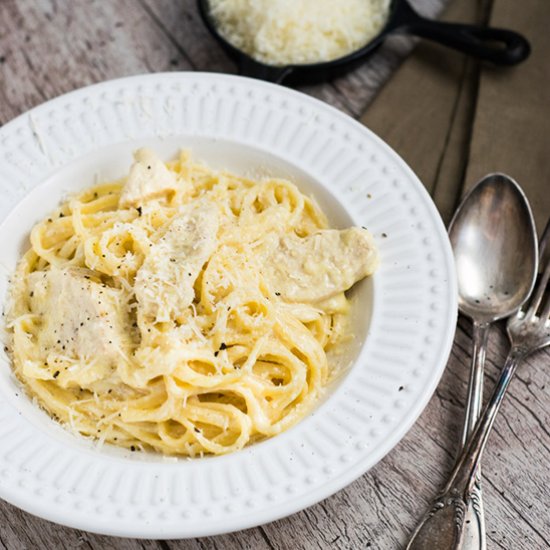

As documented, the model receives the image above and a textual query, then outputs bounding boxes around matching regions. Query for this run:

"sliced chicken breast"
[28,268,129,364]
[135,202,219,323]
[119,148,179,208]
[261,227,378,303]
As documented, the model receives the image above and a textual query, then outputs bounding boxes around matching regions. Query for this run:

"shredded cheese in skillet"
[6,149,378,456]
[209,0,390,66]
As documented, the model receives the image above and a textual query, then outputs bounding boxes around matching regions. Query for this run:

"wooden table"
[0,1,548,548]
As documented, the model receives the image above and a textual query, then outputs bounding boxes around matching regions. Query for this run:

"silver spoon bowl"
[452,174,537,322]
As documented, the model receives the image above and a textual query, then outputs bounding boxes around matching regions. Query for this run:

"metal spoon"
[406,173,538,549]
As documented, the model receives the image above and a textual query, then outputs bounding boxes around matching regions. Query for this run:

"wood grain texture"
[0,1,549,549]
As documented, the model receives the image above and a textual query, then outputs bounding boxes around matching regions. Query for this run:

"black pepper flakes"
[137,206,142,216]
[219,342,227,350]
[214,351,219,357]
[53,370,60,379]
[275,292,281,296]
[130,445,136,452]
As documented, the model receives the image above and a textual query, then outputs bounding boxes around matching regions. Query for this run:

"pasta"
[6,149,378,456]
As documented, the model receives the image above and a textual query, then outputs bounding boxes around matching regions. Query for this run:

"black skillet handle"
[390,0,530,66]
[238,56,293,84]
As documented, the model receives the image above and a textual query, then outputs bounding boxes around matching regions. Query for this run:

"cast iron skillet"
[197,0,530,84]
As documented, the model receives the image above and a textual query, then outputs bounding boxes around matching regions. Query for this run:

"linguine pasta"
[6,149,378,456]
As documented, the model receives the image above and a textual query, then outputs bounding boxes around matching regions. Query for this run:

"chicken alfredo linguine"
[6,149,378,456]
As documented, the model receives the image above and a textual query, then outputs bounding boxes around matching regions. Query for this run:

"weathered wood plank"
[0,0,196,126]
[0,501,163,550]
[165,529,274,550]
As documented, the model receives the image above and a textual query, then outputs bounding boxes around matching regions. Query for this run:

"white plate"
[0,73,456,538]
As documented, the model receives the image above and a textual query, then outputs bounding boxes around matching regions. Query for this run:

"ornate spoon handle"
[458,322,488,550]
[406,349,523,549]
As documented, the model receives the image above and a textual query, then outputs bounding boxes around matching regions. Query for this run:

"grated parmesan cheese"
[209,0,390,66]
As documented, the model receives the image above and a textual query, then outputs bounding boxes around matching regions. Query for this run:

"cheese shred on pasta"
[6,149,378,456]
